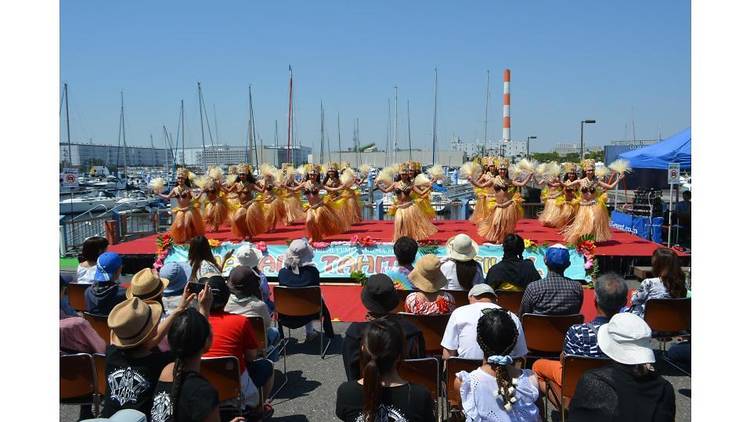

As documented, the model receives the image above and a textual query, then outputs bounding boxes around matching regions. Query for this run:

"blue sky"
[60,0,690,153]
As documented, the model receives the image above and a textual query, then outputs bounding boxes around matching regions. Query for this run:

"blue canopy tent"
[618,127,691,170]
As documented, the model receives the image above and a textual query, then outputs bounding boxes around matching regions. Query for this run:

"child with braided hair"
[455,308,541,422]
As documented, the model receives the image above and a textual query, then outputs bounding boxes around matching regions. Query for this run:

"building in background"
[60,142,169,167]
[180,145,311,168]
[329,149,466,168]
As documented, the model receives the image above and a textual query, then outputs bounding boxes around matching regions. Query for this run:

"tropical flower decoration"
[153,233,174,271]
[207,238,221,248]
[349,235,377,248]
[350,270,367,285]
[576,235,599,284]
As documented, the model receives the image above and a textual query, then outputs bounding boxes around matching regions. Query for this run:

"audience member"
[202,275,274,415]
[441,234,485,290]
[519,245,583,316]
[77,236,109,283]
[149,304,245,422]
[532,273,628,393]
[342,274,425,381]
[60,274,78,317]
[235,244,274,312]
[336,319,435,422]
[277,239,334,340]
[81,409,148,422]
[442,284,528,360]
[188,235,226,280]
[85,252,126,315]
[158,262,191,314]
[667,340,690,369]
[61,275,106,354]
[485,234,541,291]
[629,247,687,317]
[101,289,197,418]
[567,313,676,421]
[126,268,168,306]
[225,265,281,361]
[454,308,540,421]
[405,254,456,315]
[385,236,419,290]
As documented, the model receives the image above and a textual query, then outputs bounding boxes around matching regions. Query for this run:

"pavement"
[60,322,690,422]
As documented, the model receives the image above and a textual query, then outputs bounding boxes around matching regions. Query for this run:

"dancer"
[293,164,343,242]
[278,163,305,225]
[561,160,623,243]
[554,162,581,228]
[377,163,437,242]
[157,168,205,244]
[536,162,565,228]
[410,161,437,220]
[339,163,364,225]
[320,162,352,230]
[468,157,497,223]
[198,167,229,232]
[226,164,267,240]
[475,158,533,243]
[258,164,286,232]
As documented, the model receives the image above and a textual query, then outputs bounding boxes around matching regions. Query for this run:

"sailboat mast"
[249,85,258,167]
[394,85,399,164]
[432,68,438,165]
[197,82,207,170]
[287,66,293,163]
[483,70,490,153]
[320,101,325,163]
[121,91,127,171]
[337,113,342,163]
[213,104,220,145]
[407,100,413,161]
[63,83,72,167]
[180,99,185,169]
[275,120,279,147]
[386,99,391,166]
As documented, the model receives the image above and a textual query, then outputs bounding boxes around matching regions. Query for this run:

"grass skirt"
[561,195,611,243]
[477,198,523,243]
[470,188,490,223]
[246,199,269,237]
[259,193,286,230]
[305,202,343,242]
[279,190,305,225]
[171,205,205,244]
[324,192,351,232]
[538,189,564,228]
[204,197,229,230]
[392,201,438,242]
[340,188,363,225]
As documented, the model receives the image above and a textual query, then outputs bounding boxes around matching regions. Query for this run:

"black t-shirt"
[485,258,541,290]
[101,345,173,418]
[278,266,321,288]
[336,381,435,422]
[150,371,219,422]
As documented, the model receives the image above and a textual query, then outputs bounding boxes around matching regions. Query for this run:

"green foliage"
[350,270,367,285]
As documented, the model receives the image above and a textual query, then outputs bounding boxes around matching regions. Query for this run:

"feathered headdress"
[340,168,356,187]
[480,156,492,166]
[414,173,431,187]
[580,159,596,171]
[260,163,277,178]
[149,177,165,194]
[460,161,482,179]
[296,164,307,177]
[517,158,537,175]
[324,162,339,172]
[608,159,632,175]
[409,161,422,171]
[208,166,224,182]
[236,163,251,175]
[176,167,190,179]
[304,163,321,174]
[398,162,409,173]
[375,166,396,183]
[535,162,548,179]
[595,165,611,179]
[562,162,578,174]
[194,175,209,189]
[496,157,510,169]
[544,162,561,180]
[427,164,445,180]
[358,163,372,175]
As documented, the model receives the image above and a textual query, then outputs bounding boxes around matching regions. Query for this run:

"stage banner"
[610,210,656,241]
[164,242,590,281]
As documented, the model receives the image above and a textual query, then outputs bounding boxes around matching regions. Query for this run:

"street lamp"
[580,120,596,160]
[526,136,537,158]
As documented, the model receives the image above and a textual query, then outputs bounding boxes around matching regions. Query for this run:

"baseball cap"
[159,262,190,296]
[468,283,497,298]
[544,244,570,268]
[93,252,123,283]
[205,275,230,307]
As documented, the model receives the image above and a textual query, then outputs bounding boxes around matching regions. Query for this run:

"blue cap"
[93,252,123,283]
[159,262,190,296]
[545,244,570,269]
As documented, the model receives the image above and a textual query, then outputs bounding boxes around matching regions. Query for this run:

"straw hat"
[126,268,169,301]
[408,254,448,293]
[108,298,163,349]
[446,234,479,262]
[597,313,655,365]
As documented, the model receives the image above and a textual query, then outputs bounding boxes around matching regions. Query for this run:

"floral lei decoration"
[350,270,367,285]
[153,233,174,271]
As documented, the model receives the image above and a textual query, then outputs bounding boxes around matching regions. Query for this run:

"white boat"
[113,192,154,211]
[59,191,118,214]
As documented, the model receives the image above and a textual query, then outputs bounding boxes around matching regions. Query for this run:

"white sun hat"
[597,312,655,365]
[446,233,479,262]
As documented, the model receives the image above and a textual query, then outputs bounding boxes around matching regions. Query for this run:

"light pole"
[526,136,537,158]
[580,120,596,160]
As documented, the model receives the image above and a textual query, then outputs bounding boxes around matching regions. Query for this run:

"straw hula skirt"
[203,196,229,231]
[279,188,305,225]
[390,200,438,242]
[230,199,268,239]
[561,194,611,244]
[171,205,205,244]
[538,187,564,228]
[305,201,343,242]
[469,187,491,223]
[340,187,363,225]
[259,192,287,229]
[477,196,524,243]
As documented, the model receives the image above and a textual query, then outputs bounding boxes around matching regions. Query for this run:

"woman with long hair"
[188,235,229,281]
[226,163,267,240]
[158,168,205,244]
[455,308,541,421]
[76,236,109,283]
[475,158,533,243]
[553,162,581,228]
[292,164,344,242]
[441,234,485,290]
[321,162,353,231]
[338,163,365,226]
[468,157,498,224]
[629,247,688,317]
[198,169,230,233]
[536,162,566,228]
[336,318,435,422]
[377,163,438,242]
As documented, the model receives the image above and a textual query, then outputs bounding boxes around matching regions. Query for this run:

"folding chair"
[644,298,691,375]
[398,313,451,355]
[541,355,611,422]
[201,356,243,418]
[495,290,524,315]
[66,283,89,312]
[521,314,584,360]
[93,353,107,400]
[399,357,442,420]
[83,312,111,345]
[60,353,99,416]
[444,357,482,419]
[444,290,470,308]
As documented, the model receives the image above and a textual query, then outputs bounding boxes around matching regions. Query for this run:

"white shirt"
[75,264,96,284]
[441,259,485,290]
[441,302,528,359]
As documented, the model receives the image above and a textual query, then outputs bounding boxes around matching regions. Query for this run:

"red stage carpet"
[110,218,664,257]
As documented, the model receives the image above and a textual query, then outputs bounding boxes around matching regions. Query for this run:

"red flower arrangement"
[349,235,377,248]
[254,241,268,253]
[153,233,174,271]
[575,235,599,281]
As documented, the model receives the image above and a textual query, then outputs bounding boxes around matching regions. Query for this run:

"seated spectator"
[567,313,676,421]
[158,262,191,314]
[101,290,197,418]
[77,236,109,283]
[225,265,281,361]
[342,274,425,381]
[629,247,687,317]
[442,284,527,360]
[441,234,484,290]
[126,268,168,307]
[336,319,435,422]
[85,252,126,315]
[277,239,334,340]
[454,308,540,421]
[532,273,628,394]
[203,275,274,415]
[60,274,78,317]
[519,245,583,316]
[386,236,419,290]
[667,340,690,369]
[405,254,456,315]
[149,303,245,422]
[61,274,105,354]
[188,235,229,280]
[485,234,541,291]
[235,244,274,313]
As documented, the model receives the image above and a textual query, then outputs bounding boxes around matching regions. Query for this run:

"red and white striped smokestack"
[502,69,511,144]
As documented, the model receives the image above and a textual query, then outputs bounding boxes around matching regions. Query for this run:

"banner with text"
[610,210,663,243]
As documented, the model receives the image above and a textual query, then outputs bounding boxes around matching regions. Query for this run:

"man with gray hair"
[531,273,628,392]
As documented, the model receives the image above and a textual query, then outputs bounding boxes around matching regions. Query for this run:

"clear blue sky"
[60,0,690,153]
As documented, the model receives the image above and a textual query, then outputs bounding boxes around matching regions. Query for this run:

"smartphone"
[187,281,205,294]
